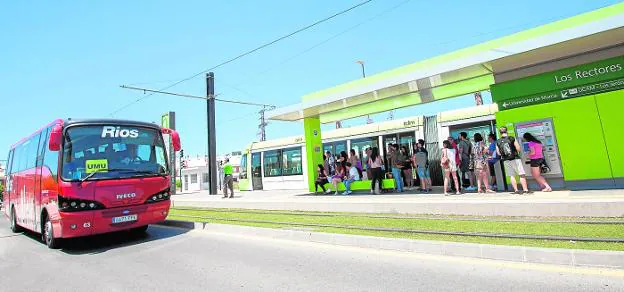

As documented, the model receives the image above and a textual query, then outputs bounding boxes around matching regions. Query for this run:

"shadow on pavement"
[21,225,189,255]
[296,191,442,197]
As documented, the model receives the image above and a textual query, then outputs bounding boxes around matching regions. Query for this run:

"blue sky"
[0,0,619,160]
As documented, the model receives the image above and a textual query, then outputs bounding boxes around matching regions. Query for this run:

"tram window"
[399,132,416,155]
[334,141,347,157]
[239,154,248,179]
[263,150,282,177]
[282,147,302,176]
[323,144,334,157]
[351,137,378,169]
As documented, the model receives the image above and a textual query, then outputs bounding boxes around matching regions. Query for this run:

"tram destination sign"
[500,77,624,110]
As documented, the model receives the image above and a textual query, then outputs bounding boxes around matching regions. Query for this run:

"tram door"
[251,152,263,190]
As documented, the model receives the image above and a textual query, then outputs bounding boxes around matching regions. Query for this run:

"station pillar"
[303,117,323,192]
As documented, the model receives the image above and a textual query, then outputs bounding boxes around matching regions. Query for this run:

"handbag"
[540,159,551,174]
[440,149,450,168]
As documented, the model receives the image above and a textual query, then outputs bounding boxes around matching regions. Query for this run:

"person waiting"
[328,163,346,195]
[496,127,530,194]
[342,162,360,195]
[523,133,552,192]
[314,164,330,194]
[413,140,431,193]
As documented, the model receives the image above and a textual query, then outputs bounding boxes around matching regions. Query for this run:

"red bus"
[2,119,181,248]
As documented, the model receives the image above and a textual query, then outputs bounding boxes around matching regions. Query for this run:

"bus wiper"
[79,169,107,184]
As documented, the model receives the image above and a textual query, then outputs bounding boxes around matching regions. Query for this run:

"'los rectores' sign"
[491,56,624,110]
[554,63,622,83]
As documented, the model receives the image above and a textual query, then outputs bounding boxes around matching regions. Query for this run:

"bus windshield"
[61,125,168,181]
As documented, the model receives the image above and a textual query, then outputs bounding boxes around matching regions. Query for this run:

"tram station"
[237,3,624,193]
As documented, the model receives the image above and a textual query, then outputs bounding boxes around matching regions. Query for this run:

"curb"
[158,220,624,269]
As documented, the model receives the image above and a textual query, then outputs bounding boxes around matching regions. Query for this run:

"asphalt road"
[0,218,622,292]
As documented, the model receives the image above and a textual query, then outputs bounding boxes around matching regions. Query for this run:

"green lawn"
[172,207,624,222]
[168,208,624,251]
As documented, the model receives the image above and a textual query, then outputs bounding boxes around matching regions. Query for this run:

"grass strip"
[172,207,624,224]
[167,215,624,251]
[172,206,624,222]
[169,208,624,239]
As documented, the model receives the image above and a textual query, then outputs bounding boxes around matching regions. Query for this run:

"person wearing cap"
[222,158,234,198]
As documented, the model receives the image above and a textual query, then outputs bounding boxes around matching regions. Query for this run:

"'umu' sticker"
[86,159,109,173]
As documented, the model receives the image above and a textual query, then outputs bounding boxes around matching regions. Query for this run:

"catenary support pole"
[206,73,218,195]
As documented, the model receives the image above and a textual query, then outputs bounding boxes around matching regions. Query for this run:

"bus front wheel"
[10,207,22,233]
[43,216,60,249]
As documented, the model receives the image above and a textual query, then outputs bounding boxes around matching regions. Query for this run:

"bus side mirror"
[171,131,181,152]
[48,124,63,151]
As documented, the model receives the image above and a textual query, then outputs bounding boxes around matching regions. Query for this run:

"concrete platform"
[170,188,624,217]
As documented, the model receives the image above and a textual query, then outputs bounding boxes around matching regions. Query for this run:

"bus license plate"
[112,214,138,224]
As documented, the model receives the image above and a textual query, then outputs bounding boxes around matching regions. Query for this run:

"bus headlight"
[145,189,171,204]
[58,195,105,212]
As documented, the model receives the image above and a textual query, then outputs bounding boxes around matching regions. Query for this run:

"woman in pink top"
[523,133,552,192]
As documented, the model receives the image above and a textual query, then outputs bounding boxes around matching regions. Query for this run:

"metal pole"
[206,73,218,195]
[357,61,372,124]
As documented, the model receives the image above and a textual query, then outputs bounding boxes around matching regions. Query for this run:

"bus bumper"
[58,200,170,239]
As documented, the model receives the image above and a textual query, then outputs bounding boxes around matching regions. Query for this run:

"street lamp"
[356,60,366,78]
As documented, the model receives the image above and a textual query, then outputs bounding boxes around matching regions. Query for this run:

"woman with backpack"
[441,140,461,196]
[472,133,495,193]
[523,133,552,192]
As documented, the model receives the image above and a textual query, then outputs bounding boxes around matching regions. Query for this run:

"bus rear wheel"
[43,216,61,249]
[10,207,22,233]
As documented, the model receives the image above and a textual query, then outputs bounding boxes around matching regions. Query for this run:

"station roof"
[268,2,624,123]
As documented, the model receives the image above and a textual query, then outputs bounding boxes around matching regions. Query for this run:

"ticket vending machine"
[514,119,564,188]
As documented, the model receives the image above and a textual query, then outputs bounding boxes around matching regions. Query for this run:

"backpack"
[497,136,518,161]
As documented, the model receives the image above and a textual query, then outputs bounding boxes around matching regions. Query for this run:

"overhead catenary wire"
[118,85,276,108]
[233,0,414,88]
[109,0,374,117]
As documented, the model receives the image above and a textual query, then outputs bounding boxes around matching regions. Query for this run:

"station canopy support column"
[303,117,323,192]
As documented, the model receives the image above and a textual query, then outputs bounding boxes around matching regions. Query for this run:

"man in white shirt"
[343,162,360,195]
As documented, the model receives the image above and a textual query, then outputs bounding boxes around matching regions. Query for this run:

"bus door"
[33,128,49,233]
[251,152,263,190]
[4,149,14,218]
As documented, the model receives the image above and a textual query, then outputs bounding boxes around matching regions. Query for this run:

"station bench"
[323,179,396,192]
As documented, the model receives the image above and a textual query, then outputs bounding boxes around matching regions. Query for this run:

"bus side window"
[43,126,59,181]
[6,149,14,192]
[37,127,50,168]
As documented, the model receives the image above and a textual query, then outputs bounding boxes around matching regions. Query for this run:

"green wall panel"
[595,90,624,178]
[303,117,323,192]
[495,95,612,181]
